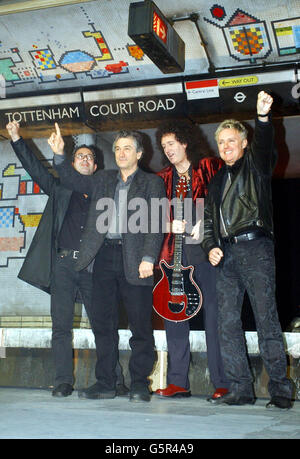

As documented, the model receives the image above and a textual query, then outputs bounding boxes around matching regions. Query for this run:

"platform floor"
[0,387,299,440]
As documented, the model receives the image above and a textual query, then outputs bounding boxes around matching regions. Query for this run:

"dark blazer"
[54,157,166,286]
[11,138,72,293]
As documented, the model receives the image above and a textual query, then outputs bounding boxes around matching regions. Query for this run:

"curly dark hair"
[155,120,209,167]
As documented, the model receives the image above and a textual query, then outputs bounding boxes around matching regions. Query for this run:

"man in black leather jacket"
[202,91,293,409]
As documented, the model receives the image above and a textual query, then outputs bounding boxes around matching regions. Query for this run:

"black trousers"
[165,260,229,390]
[92,243,155,391]
[216,237,293,399]
[51,252,93,386]
[51,252,124,387]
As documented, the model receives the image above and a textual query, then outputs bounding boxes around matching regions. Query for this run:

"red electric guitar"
[153,176,202,322]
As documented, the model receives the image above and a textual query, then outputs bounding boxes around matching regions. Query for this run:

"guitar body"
[153,259,202,322]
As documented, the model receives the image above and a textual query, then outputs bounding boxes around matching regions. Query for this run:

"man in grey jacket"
[50,123,166,402]
[6,121,125,398]
[202,91,293,409]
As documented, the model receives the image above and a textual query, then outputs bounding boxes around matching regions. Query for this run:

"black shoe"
[130,386,151,403]
[116,383,130,397]
[78,382,116,399]
[266,396,293,410]
[217,392,255,406]
[52,383,73,397]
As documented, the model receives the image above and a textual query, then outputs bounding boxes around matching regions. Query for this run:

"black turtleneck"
[225,154,244,177]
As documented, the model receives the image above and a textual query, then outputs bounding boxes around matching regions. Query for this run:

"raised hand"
[257,90,273,117]
[48,122,65,155]
[6,121,21,142]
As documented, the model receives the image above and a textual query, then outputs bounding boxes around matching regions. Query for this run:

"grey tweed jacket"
[54,157,166,286]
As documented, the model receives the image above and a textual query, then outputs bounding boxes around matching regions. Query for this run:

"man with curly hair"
[154,120,229,402]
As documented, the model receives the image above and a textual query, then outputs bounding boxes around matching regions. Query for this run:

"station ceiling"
[0,0,299,177]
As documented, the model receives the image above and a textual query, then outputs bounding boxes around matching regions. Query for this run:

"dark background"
[190,178,300,332]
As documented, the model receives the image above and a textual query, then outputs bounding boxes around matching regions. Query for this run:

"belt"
[223,230,266,244]
[58,248,79,259]
[103,238,122,246]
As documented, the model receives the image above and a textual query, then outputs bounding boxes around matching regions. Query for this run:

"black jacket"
[11,138,72,293]
[54,157,166,286]
[202,118,276,254]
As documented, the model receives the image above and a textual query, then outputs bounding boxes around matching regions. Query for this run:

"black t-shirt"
[58,191,90,251]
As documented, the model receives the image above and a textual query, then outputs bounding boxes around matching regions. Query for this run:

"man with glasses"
[6,121,126,398]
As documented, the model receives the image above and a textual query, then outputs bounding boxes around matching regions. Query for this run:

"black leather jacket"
[202,118,276,254]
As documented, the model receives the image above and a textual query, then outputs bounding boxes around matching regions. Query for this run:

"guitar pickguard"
[153,260,202,322]
[153,176,202,322]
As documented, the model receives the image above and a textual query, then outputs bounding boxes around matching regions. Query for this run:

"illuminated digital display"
[128,1,185,74]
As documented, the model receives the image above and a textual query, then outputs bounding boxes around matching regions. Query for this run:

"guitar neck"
[173,196,184,270]
[173,233,183,271]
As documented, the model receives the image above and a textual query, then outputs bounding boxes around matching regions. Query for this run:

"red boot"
[155,384,191,398]
[207,387,229,403]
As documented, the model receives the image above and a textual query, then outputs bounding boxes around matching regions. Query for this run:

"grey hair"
[215,119,248,142]
[112,130,144,157]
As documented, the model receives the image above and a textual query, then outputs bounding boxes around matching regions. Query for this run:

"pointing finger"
[55,122,61,136]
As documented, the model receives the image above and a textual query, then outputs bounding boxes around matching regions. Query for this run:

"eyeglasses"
[75,153,94,161]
